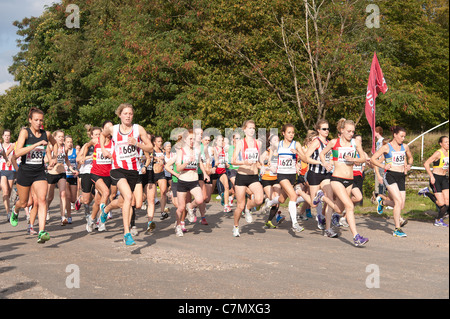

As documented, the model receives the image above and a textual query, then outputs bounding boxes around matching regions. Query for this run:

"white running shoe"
[86,216,94,233]
[232,226,240,237]
[292,223,304,233]
[244,209,253,223]
[187,208,197,223]
[175,225,184,237]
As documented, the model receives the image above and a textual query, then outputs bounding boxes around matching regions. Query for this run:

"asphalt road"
[0,190,448,301]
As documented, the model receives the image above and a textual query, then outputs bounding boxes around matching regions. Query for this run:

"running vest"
[164,152,175,177]
[152,148,165,173]
[21,128,47,171]
[243,138,259,163]
[385,143,406,167]
[433,149,449,170]
[309,137,330,174]
[181,148,198,171]
[55,145,66,165]
[332,138,356,165]
[228,145,239,170]
[112,124,140,170]
[0,143,14,171]
[79,145,95,174]
[277,140,297,174]
[261,149,278,181]
[92,138,113,176]
[215,146,227,174]
[65,148,77,178]
[353,153,364,177]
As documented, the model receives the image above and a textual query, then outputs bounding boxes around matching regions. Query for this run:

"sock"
[438,205,448,219]
[425,192,437,204]
[267,206,277,222]
[288,201,297,225]
[316,201,323,216]
[268,196,279,207]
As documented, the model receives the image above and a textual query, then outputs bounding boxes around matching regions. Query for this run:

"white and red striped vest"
[0,143,14,171]
[111,124,140,171]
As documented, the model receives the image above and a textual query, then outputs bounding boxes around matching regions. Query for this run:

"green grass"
[208,192,445,222]
[353,195,443,221]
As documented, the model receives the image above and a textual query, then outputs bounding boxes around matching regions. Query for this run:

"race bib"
[244,148,259,163]
[337,147,355,164]
[116,141,137,161]
[391,151,405,166]
[96,148,112,165]
[26,145,46,165]
[442,157,448,170]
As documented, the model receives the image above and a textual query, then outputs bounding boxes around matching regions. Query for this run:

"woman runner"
[100,103,153,246]
[320,119,369,245]
[231,120,264,237]
[419,136,449,226]
[371,126,414,237]
[174,129,209,236]
[10,108,57,243]
[1,130,18,219]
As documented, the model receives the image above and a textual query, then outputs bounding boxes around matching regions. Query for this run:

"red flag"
[365,52,388,153]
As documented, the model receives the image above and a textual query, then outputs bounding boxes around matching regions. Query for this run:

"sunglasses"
[320,128,330,131]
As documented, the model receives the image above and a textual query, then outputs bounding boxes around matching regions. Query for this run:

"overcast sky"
[0,0,59,94]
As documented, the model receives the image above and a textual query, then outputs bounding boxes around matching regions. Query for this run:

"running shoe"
[339,216,349,227]
[353,234,369,246]
[97,222,106,232]
[68,217,72,224]
[292,223,304,233]
[331,213,340,227]
[305,208,312,218]
[123,233,136,245]
[400,218,408,227]
[418,187,429,197]
[10,209,18,227]
[232,226,240,237]
[276,213,285,225]
[86,216,94,233]
[298,214,308,221]
[37,230,50,244]
[61,217,68,226]
[100,203,108,223]
[313,190,324,206]
[224,205,232,213]
[160,211,169,220]
[376,196,384,214]
[27,225,38,235]
[187,208,197,223]
[145,221,156,234]
[175,225,184,237]
[130,226,138,236]
[265,221,277,229]
[393,228,407,237]
[324,228,338,238]
[201,217,208,225]
[434,219,449,227]
[316,214,325,230]
[75,196,81,211]
[244,209,253,223]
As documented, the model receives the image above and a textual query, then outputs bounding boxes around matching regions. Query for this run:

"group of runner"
[1,105,448,246]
